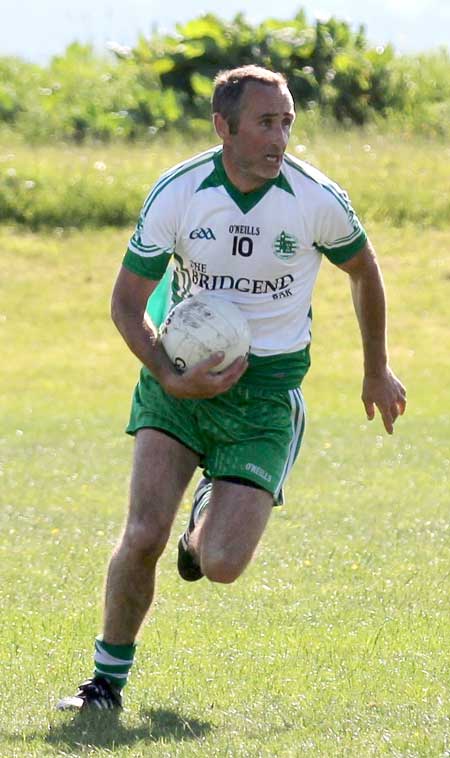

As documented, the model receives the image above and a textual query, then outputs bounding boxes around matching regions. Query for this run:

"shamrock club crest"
[273,230,299,261]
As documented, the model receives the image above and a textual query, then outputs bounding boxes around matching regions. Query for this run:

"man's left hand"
[362,367,407,435]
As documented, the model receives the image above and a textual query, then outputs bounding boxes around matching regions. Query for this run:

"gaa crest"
[273,231,299,261]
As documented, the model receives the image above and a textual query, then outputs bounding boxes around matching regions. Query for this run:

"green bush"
[129,13,404,125]
[384,47,450,137]
[2,43,183,143]
[1,13,449,142]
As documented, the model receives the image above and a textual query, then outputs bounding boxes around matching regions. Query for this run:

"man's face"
[218,81,295,192]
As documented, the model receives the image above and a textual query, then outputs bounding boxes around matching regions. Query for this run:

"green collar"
[196,150,294,214]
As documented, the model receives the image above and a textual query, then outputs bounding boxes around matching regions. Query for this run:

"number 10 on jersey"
[232,236,253,257]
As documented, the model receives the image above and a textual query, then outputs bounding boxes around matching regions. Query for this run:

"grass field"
[1,134,449,756]
[2,130,450,229]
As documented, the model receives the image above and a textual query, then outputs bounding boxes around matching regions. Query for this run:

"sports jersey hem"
[238,373,307,391]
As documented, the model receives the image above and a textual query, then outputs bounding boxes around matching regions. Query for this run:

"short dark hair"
[212,65,288,134]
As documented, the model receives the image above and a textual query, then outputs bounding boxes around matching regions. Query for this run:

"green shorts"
[126,369,306,504]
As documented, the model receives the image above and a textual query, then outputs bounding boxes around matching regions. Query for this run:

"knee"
[121,516,170,562]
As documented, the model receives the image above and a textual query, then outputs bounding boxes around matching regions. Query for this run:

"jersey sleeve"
[122,180,176,280]
[314,184,367,264]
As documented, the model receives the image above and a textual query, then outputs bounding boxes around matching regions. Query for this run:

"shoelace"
[78,679,120,708]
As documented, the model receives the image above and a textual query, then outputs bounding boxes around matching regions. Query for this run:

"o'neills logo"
[191,270,294,294]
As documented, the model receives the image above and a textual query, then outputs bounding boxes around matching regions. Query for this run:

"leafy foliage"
[1,13,449,142]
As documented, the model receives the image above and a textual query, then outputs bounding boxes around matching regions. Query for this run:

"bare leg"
[103,429,199,643]
[189,479,273,584]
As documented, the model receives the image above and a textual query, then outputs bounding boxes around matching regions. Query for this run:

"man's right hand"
[162,352,248,399]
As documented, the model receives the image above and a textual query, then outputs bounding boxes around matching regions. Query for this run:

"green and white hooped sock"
[193,480,212,527]
[94,636,136,690]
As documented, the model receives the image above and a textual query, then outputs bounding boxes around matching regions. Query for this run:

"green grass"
[1,138,450,756]
[1,130,449,228]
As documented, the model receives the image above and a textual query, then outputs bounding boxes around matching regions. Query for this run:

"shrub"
[1,13,449,142]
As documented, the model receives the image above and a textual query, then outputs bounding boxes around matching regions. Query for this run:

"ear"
[213,112,230,141]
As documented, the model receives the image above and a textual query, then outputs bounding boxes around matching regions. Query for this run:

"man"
[57,65,406,711]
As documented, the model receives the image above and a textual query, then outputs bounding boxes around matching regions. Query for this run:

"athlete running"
[57,65,406,711]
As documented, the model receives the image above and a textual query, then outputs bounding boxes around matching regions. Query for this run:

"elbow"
[110,292,120,328]
[110,287,128,332]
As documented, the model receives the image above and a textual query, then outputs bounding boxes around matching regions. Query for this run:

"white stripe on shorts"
[274,387,306,502]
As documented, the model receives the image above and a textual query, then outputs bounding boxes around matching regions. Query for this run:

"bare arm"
[337,240,406,434]
[111,266,247,399]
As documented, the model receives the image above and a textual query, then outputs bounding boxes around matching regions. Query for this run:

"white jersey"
[124,146,366,384]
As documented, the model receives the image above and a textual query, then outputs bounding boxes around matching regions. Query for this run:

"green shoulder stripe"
[316,231,367,264]
[142,148,219,218]
[284,154,353,214]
